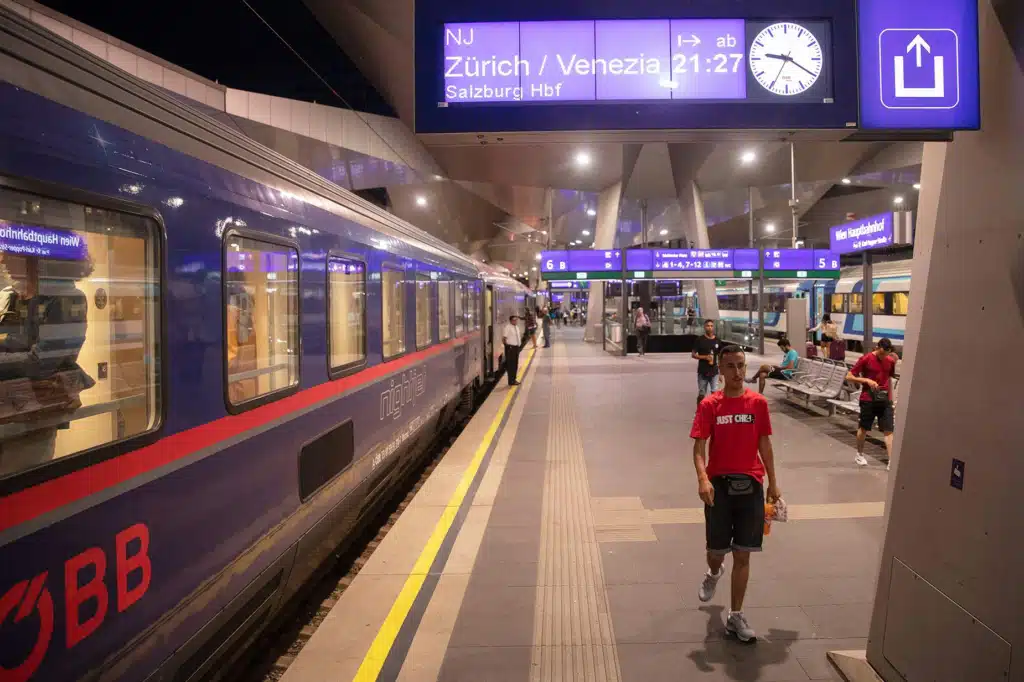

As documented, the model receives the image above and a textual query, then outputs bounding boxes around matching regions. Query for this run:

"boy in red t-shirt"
[846,338,898,469]
[690,345,781,642]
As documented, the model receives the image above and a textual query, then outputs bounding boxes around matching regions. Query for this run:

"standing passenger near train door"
[502,314,522,387]
[692,319,723,406]
[691,345,781,642]
[847,338,898,469]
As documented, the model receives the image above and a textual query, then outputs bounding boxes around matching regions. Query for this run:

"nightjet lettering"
[716,414,755,425]
[379,368,427,421]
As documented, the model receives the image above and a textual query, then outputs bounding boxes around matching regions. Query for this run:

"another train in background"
[716,258,911,353]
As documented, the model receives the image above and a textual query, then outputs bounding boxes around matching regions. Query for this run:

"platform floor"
[282,331,892,682]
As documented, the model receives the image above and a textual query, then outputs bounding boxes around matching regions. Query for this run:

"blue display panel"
[626,249,654,270]
[541,250,571,272]
[813,249,840,270]
[653,248,735,271]
[858,0,979,130]
[415,0,860,133]
[763,248,813,271]
[829,213,894,253]
[734,248,760,270]
[568,249,621,271]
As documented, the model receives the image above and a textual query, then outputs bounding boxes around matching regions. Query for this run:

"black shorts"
[858,400,894,433]
[821,334,833,344]
[705,475,765,555]
[767,368,789,380]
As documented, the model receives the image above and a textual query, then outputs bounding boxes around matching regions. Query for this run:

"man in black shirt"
[692,319,723,406]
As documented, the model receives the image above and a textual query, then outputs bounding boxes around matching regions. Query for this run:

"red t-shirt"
[851,352,897,402]
[689,389,771,483]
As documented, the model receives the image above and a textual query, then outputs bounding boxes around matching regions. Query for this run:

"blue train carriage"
[829,259,911,353]
[478,264,534,379]
[716,280,823,338]
[0,9,527,682]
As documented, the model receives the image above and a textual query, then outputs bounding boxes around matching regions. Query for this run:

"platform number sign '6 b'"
[0,523,152,682]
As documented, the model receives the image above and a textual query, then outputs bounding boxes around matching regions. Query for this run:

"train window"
[469,283,480,330]
[849,293,863,313]
[415,272,433,349]
[225,235,299,407]
[438,280,452,342]
[0,187,161,479]
[892,292,910,316]
[454,281,466,336]
[829,294,846,314]
[872,293,887,315]
[382,266,406,359]
[327,258,366,372]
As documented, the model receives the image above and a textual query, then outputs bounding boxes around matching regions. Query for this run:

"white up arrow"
[907,34,931,68]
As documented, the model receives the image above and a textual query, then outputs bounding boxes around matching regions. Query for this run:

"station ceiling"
[302,0,923,274]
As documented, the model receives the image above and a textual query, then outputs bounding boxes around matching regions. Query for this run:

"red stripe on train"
[0,334,479,534]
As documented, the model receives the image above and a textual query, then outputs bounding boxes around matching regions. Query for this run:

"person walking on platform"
[522,308,538,350]
[634,306,651,356]
[541,306,552,348]
[502,314,522,387]
[847,338,898,469]
[692,319,723,406]
[691,345,781,643]
[808,314,838,359]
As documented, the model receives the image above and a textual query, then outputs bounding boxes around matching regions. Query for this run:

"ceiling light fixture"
[659,228,669,236]
[415,195,427,207]
[574,151,592,168]
[586,208,597,217]
[764,222,776,233]
[894,195,905,206]
[913,183,921,190]
[582,229,591,236]
[534,253,542,260]
[841,177,852,185]
[740,150,757,165]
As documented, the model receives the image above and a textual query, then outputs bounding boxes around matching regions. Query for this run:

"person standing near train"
[808,314,838,358]
[502,314,522,387]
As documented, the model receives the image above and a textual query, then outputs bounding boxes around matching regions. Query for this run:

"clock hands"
[764,50,817,84]
[769,51,792,89]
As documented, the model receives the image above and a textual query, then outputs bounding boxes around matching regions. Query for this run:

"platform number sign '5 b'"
[0,523,152,682]
[857,0,979,130]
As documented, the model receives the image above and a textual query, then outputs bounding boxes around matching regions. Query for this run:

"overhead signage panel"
[654,248,735,271]
[568,249,620,271]
[415,1,859,134]
[442,19,833,106]
[763,248,813,271]
[829,213,895,253]
[540,250,570,273]
[858,0,979,130]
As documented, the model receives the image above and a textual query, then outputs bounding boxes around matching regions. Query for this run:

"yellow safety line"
[352,349,536,681]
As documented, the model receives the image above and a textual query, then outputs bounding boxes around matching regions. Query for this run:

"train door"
[485,285,495,376]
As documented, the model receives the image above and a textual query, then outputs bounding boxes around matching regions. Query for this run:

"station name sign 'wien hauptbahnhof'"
[415,0,979,134]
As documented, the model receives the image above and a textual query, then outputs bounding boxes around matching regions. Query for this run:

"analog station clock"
[749,22,823,96]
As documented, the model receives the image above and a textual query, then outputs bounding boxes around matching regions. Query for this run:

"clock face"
[749,22,823,96]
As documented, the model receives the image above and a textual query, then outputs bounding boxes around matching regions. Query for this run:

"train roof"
[0,7,479,276]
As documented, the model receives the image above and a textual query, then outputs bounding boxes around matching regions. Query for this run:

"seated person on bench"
[747,338,799,394]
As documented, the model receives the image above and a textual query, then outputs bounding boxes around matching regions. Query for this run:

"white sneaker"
[886,462,891,471]
[698,567,724,603]
[855,455,868,467]
[727,611,756,642]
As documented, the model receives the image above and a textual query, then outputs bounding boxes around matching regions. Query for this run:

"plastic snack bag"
[763,498,789,536]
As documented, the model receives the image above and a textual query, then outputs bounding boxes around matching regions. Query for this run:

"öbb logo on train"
[0,523,152,681]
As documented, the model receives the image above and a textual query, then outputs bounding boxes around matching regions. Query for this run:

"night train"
[0,9,532,682]
[716,258,911,351]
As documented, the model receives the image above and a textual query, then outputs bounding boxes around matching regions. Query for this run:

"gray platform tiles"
[287,332,893,682]
[436,335,889,682]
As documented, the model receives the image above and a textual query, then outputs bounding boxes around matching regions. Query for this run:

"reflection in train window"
[382,266,406,359]
[454,281,466,336]
[849,293,863,313]
[892,292,910,316]
[415,272,433,349]
[0,187,161,479]
[328,258,366,371]
[467,282,480,330]
[829,294,846,314]
[438,280,451,342]
[224,235,299,406]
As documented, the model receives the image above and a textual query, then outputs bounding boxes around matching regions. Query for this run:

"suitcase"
[829,340,846,361]
[805,342,818,358]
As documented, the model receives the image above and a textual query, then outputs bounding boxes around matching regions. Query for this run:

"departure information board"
[541,247,840,279]
[442,19,833,105]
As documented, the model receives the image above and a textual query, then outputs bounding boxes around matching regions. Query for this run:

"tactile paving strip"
[529,345,622,682]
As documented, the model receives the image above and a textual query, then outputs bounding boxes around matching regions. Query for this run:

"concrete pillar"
[862,2,1024,680]
[684,181,721,323]
[584,182,623,342]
